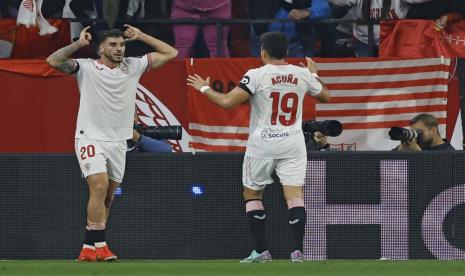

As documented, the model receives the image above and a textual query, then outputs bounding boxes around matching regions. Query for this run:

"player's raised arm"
[46,26,91,74]
[187,74,250,109]
[301,57,330,103]
[123,24,178,71]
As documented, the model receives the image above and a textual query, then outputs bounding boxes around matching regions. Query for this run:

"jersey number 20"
[80,145,96,160]
[270,92,298,126]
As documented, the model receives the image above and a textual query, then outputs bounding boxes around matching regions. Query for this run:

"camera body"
[302,120,343,137]
[302,120,343,151]
[388,126,423,143]
[134,125,182,140]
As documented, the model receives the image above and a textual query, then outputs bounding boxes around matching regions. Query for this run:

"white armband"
[199,86,211,94]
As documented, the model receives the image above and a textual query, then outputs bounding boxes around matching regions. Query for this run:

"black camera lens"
[302,120,343,137]
[388,126,422,142]
[138,126,182,140]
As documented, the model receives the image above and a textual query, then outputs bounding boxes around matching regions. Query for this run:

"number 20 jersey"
[238,64,323,159]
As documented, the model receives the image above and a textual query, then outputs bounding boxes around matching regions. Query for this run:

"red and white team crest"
[135,84,190,152]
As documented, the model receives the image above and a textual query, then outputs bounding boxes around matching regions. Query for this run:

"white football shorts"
[75,138,127,183]
[242,155,307,191]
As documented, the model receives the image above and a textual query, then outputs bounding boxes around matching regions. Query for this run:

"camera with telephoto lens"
[134,125,182,140]
[302,120,343,137]
[388,126,423,142]
[302,120,343,151]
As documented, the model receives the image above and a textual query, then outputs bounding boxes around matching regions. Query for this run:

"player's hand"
[299,57,318,74]
[124,24,143,41]
[289,9,310,21]
[313,131,328,147]
[78,26,92,47]
[187,74,210,91]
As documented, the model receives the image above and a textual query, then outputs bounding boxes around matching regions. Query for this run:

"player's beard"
[104,52,123,64]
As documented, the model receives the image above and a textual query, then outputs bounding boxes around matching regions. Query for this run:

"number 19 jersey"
[238,64,323,159]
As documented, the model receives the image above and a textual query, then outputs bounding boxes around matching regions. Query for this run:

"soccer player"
[187,32,330,263]
[46,25,178,261]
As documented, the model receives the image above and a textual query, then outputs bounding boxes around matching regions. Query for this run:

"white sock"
[95,242,107,248]
[83,244,95,250]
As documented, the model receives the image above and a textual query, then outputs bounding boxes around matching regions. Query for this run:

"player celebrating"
[187,32,329,263]
[46,25,178,261]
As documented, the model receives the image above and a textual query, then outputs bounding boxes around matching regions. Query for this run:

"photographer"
[130,114,172,153]
[306,131,331,151]
[303,120,343,151]
[392,113,455,151]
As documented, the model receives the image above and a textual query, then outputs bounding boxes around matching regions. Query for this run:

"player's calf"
[287,197,306,262]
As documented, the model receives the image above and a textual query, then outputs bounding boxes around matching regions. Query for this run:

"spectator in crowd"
[331,5,357,57]
[0,3,8,18]
[125,0,145,19]
[69,0,101,21]
[329,0,433,57]
[288,0,336,57]
[69,0,107,32]
[171,0,231,58]
[129,113,172,153]
[42,0,66,18]
[407,0,465,19]
[0,0,20,18]
[0,0,65,19]
[393,113,455,151]
[249,0,332,57]
[247,0,280,38]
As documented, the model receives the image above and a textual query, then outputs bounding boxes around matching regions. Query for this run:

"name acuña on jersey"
[263,73,302,140]
[271,74,299,86]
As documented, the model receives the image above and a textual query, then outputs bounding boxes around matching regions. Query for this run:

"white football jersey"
[238,64,323,159]
[73,55,150,141]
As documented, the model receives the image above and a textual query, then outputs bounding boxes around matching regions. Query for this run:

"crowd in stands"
[0,0,464,58]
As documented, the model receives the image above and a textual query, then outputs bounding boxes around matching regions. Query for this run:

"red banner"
[0,58,459,152]
[380,19,465,58]
[0,18,70,59]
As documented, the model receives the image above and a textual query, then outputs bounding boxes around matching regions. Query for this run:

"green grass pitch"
[1,260,465,276]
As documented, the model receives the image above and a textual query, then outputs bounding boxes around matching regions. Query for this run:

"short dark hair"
[260,32,289,60]
[99,29,124,44]
[410,113,438,129]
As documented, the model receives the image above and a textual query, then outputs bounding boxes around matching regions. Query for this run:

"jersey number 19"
[269,92,298,126]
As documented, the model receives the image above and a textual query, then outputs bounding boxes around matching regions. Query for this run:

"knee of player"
[104,194,115,209]
[88,185,109,201]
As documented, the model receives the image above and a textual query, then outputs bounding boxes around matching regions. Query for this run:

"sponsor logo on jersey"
[260,128,300,140]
